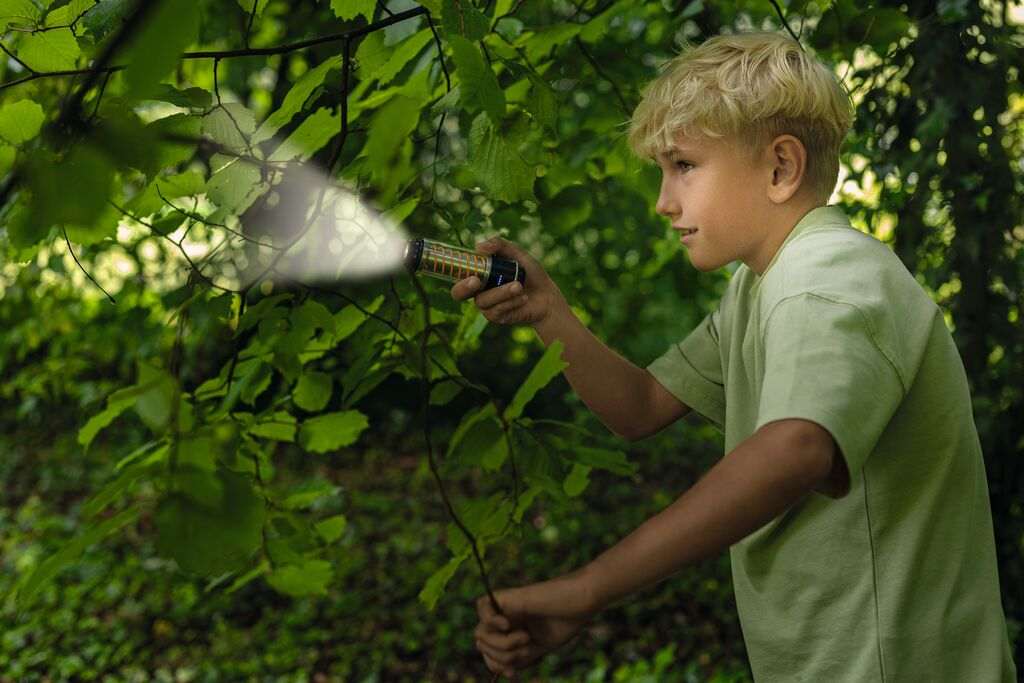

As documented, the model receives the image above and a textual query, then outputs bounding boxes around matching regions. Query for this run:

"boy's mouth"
[676,228,698,235]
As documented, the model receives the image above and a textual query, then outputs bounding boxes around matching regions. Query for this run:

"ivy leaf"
[442,0,489,41]
[449,35,504,124]
[119,0,199,100]
[267,559,334,597]
[504,340,567,421]
[294,371,332,412]
[467,112,534,203]
[330,0,374,21]
[17,27,80,71]
[299,410,369,453]
[0,100,44,145]
[253,55,343,144]
[155,469,266,576]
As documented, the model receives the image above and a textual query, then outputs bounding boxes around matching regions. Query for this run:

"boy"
[453,32,1017,681]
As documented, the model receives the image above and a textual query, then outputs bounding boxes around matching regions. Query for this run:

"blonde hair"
[627,31,854,202]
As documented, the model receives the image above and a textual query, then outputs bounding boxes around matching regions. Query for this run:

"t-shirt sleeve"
[646,308,726,430]
[755,293,906,485]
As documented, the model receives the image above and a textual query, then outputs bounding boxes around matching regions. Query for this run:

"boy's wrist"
[530,296,574,341]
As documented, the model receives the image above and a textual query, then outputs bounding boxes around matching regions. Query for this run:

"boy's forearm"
[580,420,833,613]
[531,304,654,440]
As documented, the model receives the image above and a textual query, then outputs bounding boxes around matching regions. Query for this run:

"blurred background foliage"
[0,0,1021,680]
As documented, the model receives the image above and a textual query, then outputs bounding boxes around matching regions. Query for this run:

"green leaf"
[147,84,213,109]
[83,450,164,518]
[294,370,332,412]
[28,144,115,230]
[239,362,273,405]
[504,339,567,421]
[0,0,41,28]
[280,478,340,510]
[521,23,580,63]
[445,493,513,556]
[526,73,558,134]
[15,507,140,607]
[449,35,504,124]
[419,551,468,611]
[254,55,343,144]
[78,394,137,453]
[155,469,266,576]
[266,559,334,597]
[330,0,374,21]
[370,28,433,86]
[468,112,534,202]
[0,100,44,145]
[268,106,339,162]
[206,156,267,214]
[429,380,463,406]
[250,410,297,442]
[314,514,347,543]
[445,403,508,473]
[236,0,269,16]
[202,103,257,154]
[442,0,489,41]
[364,95,421,166]
[119,0,199,99]
[0,142,14,177]
[563,463,591,497]
[17,27,80,70]
[299,410,369,453]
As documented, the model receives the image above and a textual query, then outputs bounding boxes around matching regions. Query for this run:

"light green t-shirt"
[647,205,1017,682]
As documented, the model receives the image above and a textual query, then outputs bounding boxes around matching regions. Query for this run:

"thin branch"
[574,36,631,115]
[244,0,259,49]
[62,227,116,303]
[0,40,35,73]
[769,0,802,45]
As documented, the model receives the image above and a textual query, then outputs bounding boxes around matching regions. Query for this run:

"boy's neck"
[747,199,825,276]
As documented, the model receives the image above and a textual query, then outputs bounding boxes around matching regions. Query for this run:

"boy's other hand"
[450,237,568,327]
[473,569,597,679]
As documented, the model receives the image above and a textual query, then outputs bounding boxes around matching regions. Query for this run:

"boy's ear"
[765,134,807,204]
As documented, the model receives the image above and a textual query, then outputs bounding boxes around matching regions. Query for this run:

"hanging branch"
[62,227,116,304]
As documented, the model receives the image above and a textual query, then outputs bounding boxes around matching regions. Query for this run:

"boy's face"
[654,132,777,273]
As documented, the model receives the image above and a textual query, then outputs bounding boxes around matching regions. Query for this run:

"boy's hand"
[474,569,597,679]
[450,237,568,327]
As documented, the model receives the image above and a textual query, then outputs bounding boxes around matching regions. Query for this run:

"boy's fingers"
[451,276,481,301]
[473,282,523,310]
[478,627,530,650]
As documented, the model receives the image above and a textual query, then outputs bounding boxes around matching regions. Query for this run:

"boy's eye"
[675,160,693,172]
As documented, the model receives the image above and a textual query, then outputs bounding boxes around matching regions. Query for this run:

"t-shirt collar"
[754,204,851,279]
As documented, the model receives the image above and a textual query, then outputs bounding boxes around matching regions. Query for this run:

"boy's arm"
[532,304,691,441]
[580,418,838,613]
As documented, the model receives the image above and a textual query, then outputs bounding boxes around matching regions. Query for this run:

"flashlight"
[403,238,526,290]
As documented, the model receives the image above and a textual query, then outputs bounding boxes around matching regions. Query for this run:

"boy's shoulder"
[733,215,932,320]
